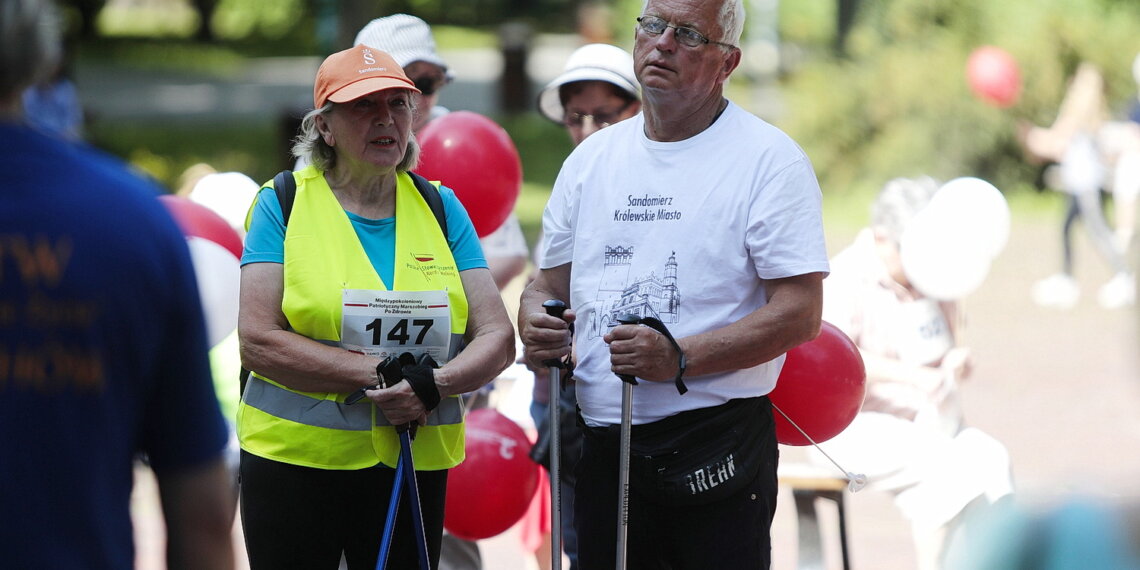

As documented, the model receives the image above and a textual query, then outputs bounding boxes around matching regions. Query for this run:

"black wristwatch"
[618,315,688,395]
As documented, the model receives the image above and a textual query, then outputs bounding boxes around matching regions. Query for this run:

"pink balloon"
[415,111,522,238]
[967,46,1021,108]
[159,195,243,259]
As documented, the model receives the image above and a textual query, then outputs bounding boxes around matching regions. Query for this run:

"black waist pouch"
[626,396,775,506]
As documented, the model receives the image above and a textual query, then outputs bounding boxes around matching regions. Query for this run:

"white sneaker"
[1031,273,1080,308]
[1097,272,1135,309]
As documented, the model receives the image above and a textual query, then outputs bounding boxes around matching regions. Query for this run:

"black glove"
[399,352,442,412]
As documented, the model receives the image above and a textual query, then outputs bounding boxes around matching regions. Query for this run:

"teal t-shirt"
[242,182,487,284]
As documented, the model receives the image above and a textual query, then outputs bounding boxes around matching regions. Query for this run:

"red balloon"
[159,195,243,259]
[444,408,539,540]
[770,321,866,446]
[967,46,1021,108]
[415,111,522,238]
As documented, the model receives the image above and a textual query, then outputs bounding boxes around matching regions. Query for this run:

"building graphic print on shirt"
[586,246,682,339]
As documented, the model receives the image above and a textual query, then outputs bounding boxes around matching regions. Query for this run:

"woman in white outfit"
[811,177,1014,570]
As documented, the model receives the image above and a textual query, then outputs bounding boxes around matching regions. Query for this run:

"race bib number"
[341,289,451,364]
[893,299,953,367]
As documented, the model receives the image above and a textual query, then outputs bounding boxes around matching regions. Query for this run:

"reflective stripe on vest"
[244,379,464,429]
[238,167,468,471]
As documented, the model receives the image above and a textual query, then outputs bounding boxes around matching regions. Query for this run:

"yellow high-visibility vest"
[238,167,468,470]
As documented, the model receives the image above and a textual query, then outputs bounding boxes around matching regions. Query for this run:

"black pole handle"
[541,300,569,367]
[615,314,641,385]
[542,299,568,319]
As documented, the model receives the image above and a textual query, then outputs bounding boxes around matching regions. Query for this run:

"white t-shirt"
[540,102,830,426]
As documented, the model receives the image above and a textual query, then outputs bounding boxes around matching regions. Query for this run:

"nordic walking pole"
[376,450,405,569]
[374,354,430,570]
[541,299,568,570]
[614,314,641,570]
[376,423,429,570]
[398,425,431,570]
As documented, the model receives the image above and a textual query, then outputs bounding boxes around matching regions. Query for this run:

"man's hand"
[519,308,576,369]
[605,323,680,383]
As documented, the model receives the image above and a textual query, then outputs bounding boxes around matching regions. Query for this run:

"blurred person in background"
[943,495,1140,569]
[526,41,642,570]
[237,45,514,569]
[21,30,82,141]
[1022,63,1134,309]
[537,43,642,147]
[0,0,236,568]
[811,177,1014,570]
[1096,52,1140,258]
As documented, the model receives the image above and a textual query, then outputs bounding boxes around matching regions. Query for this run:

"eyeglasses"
[411,76,448,96]
[563,101,634,129]
[636,15,735,49]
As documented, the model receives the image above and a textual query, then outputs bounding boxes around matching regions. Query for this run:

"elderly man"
[518,0,829,568]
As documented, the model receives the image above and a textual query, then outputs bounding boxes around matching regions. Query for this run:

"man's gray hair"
[640,0,745,47]
[0,0,61,102]
[292,101,421,173]
[870,177,941,243]
[718,0,746,48]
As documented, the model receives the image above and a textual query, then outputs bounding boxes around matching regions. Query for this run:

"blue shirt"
[242,179,488,284]
[0,123,229,569]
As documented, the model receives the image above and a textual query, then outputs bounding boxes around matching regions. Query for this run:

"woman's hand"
[366,381,429,427]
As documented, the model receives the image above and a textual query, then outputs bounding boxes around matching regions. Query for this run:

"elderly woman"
[237,45,514,570]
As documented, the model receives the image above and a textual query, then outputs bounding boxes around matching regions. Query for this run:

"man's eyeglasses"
[636,15,735,49]
[411,76,448,96]
[563,101,634,129]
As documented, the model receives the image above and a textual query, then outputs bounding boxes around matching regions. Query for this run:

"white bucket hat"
[354,14,451,78]
[537,43,640,123]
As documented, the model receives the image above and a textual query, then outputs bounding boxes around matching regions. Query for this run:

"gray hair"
[640,0,745,48]
[0,0,61,102]
[718,0,746,48]
[870,177,940,243]
[292,100,421,173]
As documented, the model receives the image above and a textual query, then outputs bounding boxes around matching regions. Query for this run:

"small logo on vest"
[684,453,737,495]
[411,253,435,263]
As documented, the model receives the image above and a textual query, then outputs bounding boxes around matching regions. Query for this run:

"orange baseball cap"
[313,45,420,108]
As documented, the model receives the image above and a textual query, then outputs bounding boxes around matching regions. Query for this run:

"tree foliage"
[778,0,1140,196]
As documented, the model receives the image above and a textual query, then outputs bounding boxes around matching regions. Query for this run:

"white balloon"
[900,206,992,300]
[189,172,261,236]
[929,177,1010,259]
[186,236,241,347]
